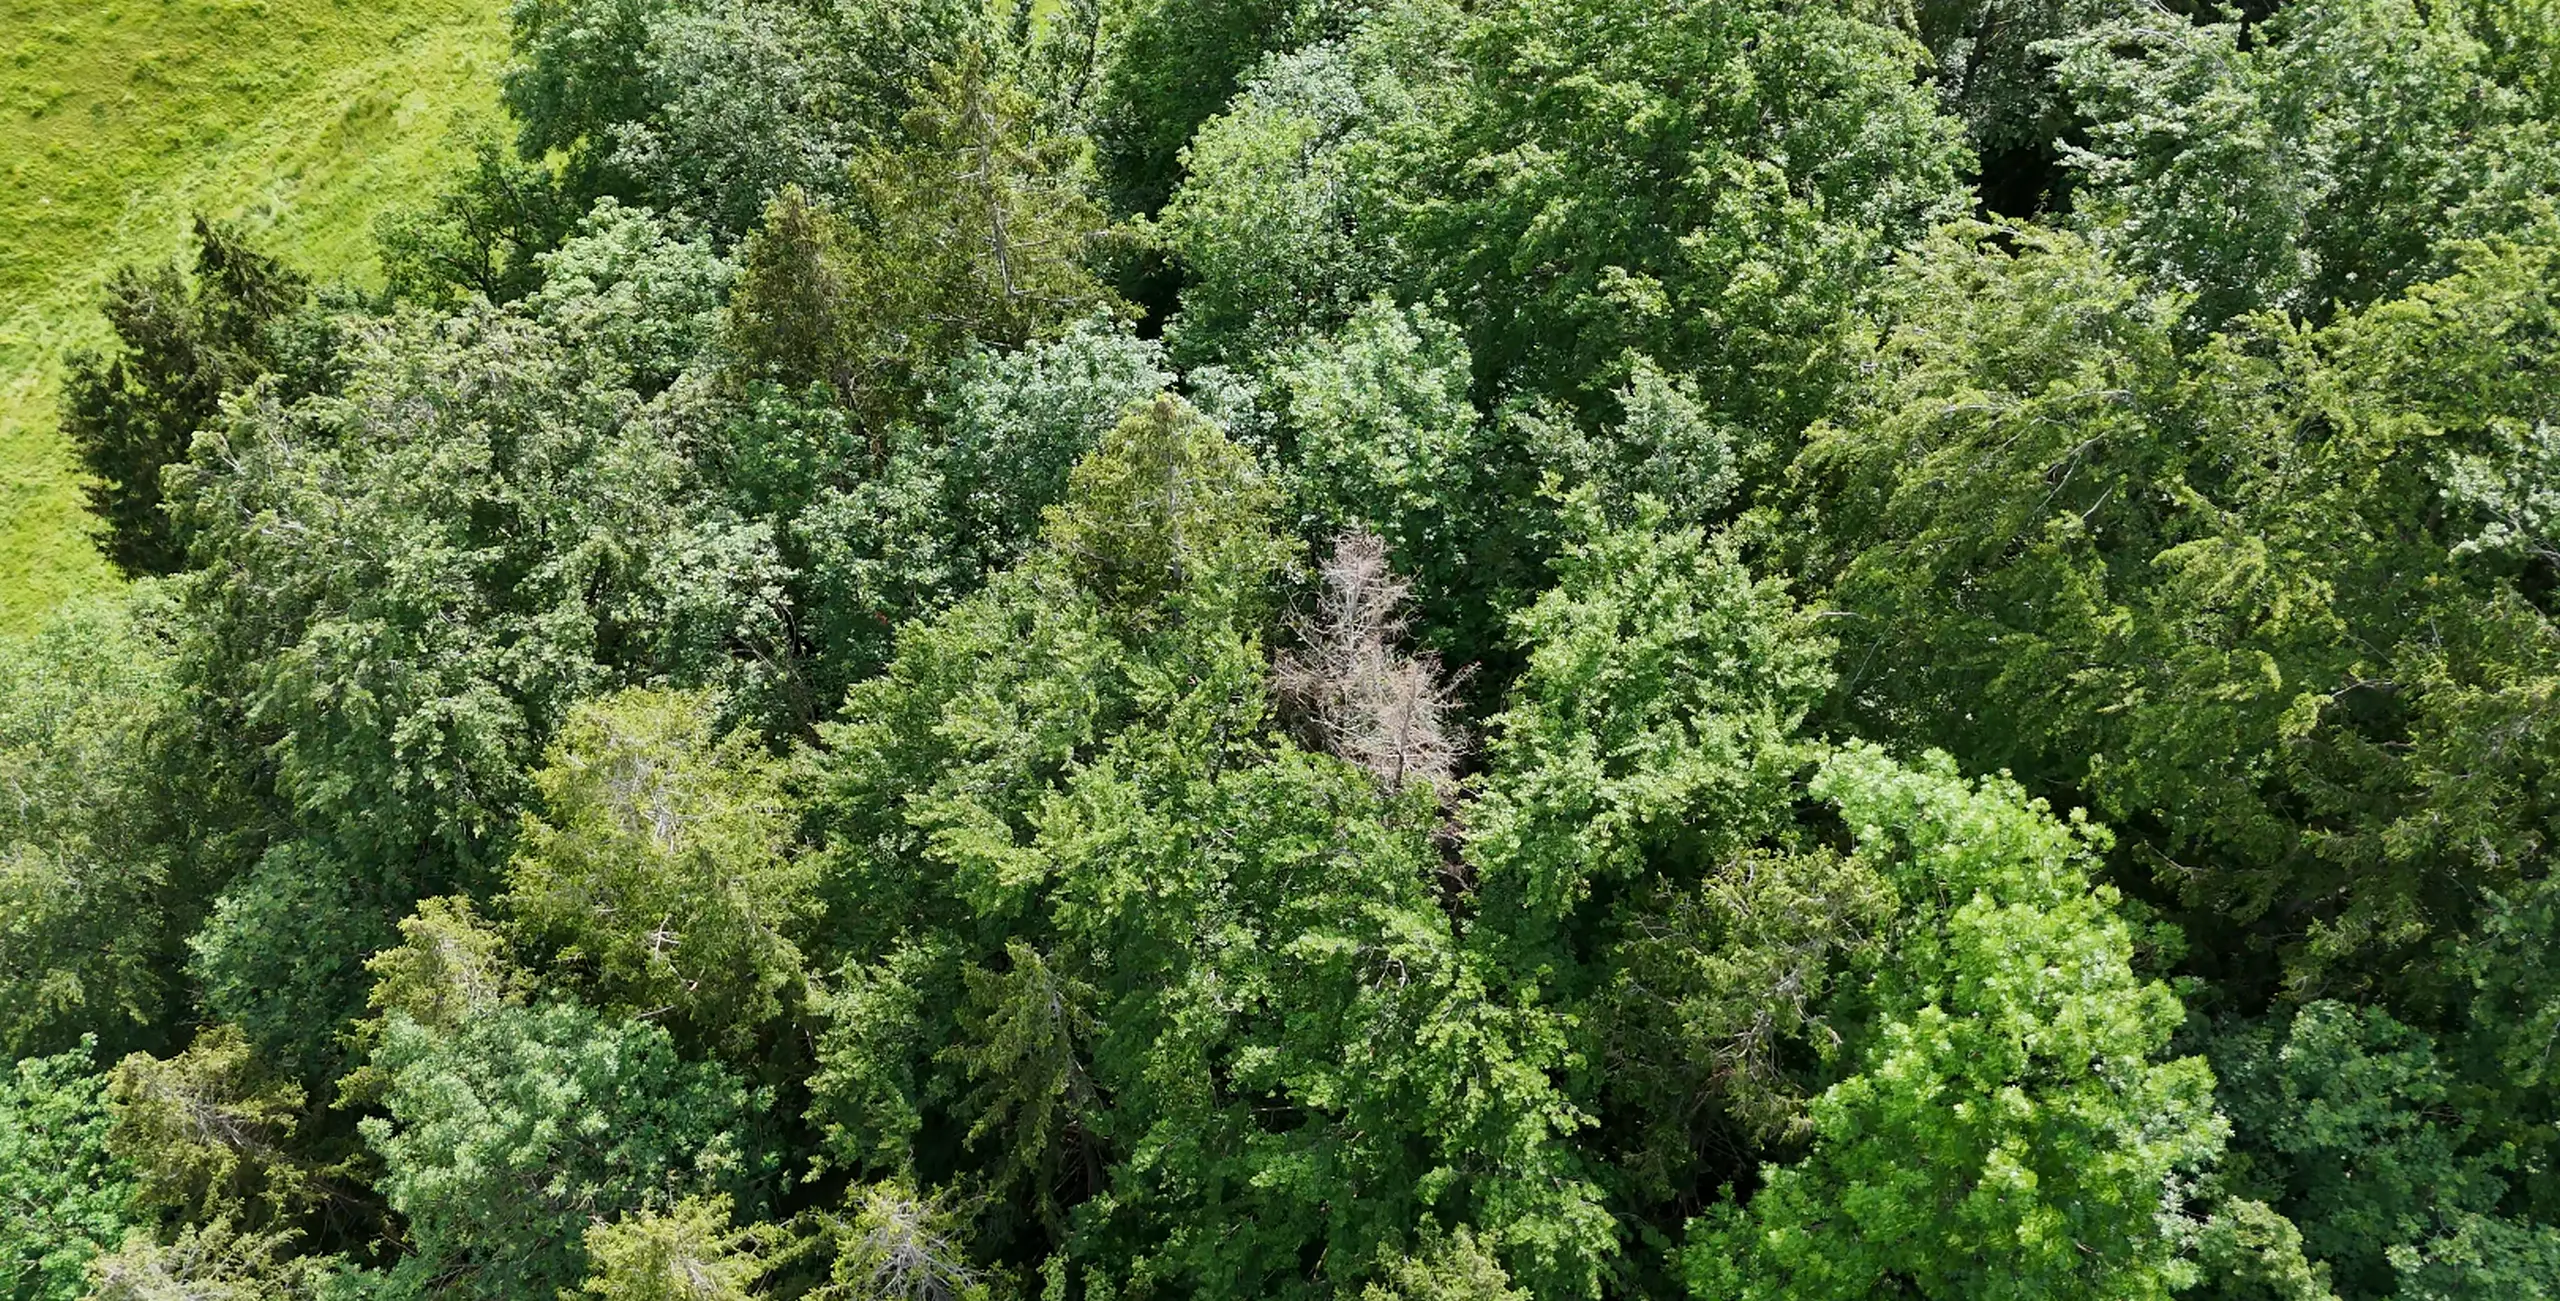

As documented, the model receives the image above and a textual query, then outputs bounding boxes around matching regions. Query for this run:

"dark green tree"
[167,246,780,900]
[62,218,307,575]
[1090,0,1339,216]
[375,130,578,308]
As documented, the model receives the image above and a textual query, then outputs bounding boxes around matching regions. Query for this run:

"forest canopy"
[9,0,2560,1298]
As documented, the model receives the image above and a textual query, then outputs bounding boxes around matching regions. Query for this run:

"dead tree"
[1276,530,1468,803]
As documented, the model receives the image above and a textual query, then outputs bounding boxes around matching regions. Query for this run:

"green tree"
[940,941,1100,1230]
[724,55,1123,436]
[187,841,401,1088]
[360,999,762,1300]
[1912,0,2140,216]
[1360,1227,1528,1301]
[505,688,816,1057]
[1684,746,2233,1301]
[819,1180,989,1301]
[1792,220,2560,996]
[2210,1002,2560,1300]
[0,596,182,1058]
[929,322,1169,568]
[1386,0,1971,438]
[82,1220,339,1301]
[0,1042,135,1301]
[2053,0,2560,330]
[1466,493,1835,974]
[1145,0,1483,371]
[1042,393,1289,619]
[578,1196,775,1301]
[604,0,873,243]
[1786,219,2560,1293]
[1153,40,1406,369]
[104,1026,314,1232]
[168,292,782,897]
[375,129,577,308]
[801,411,1611,1296]
[62,218,308,575]
[748,319,1168,714]
[1458,493,1840,1285]
[503,0,986,225]
[1269,300,1484,620]
[525,200,735,396]
[356,895,526,1040]
[1090,0,1340,216]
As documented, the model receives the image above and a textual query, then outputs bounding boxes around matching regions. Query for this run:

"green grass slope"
[0,0,509,629]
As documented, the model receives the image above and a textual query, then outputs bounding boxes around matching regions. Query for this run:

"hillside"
[0,0,505,628]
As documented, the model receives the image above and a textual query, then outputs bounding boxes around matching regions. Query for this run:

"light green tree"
[0,1042,135,1301]
[104,1027,313,1233]
[1684,746,2237,1300]
[506,687,816,1057]
[579,1196,775,1301]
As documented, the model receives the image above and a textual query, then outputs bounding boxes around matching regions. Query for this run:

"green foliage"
[375,130,578,309]
[104,1026,314,1232]
[1154,41,1403,369]
[503,0,986,229]
[820,1180,989,1301]
[524,200,734,396]
[1459,493,1846,1280]
[1044,393,1289,619]
[930,323,1172,570]
[2211,1002,2560,1300]
[1914,0,2139,213]
[187,841,401,1088]
[82,1220,339,1301]
[0,1041,134,1301]
[1685,746,2228,1301]
[1388,0,1972,433]
[1091,0,1337,215]
[724,57,1123,434]
[2054,0,2560,329]
[1791,221,2560,992]
[1596,847,1895,1157]
[603,0,874,243]
[19,0,2560,1293]
[0,595,180,1059]
[1360,1227,1527,1301]
[506,688,815,1056]
[0,0,507,631]
[502,0,669,170]
[1269,299,1483,613]
[579,1195,775,1301]
[60,219,307,576]
[802,443,1612,1297]
[1468,494,1834,957]
[168,291,781,889]
[360,999,762,1300]
[358,895,525,1040]
[942,942,1099,1227]
[698,317,1166,720]
[1786,221,2199,804]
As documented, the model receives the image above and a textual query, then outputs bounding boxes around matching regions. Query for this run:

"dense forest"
[5,0,2559,1296]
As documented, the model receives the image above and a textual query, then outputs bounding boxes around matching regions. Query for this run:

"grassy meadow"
[0,0,508,628]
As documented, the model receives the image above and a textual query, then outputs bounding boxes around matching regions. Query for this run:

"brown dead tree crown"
[1276,529,1468,804]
